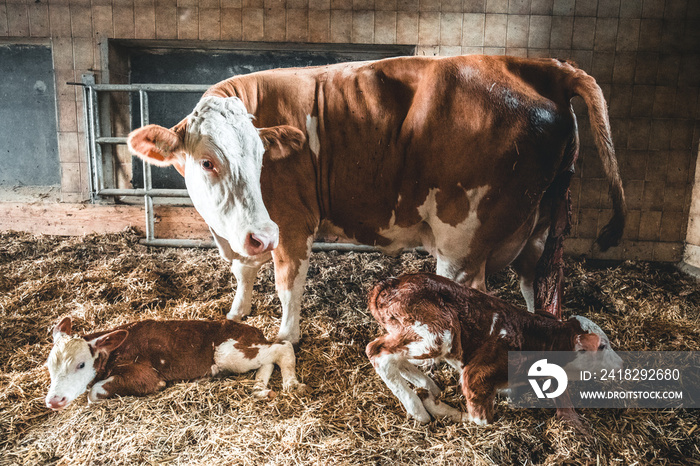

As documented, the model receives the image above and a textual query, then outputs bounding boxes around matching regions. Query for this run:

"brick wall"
[1,0,699,261]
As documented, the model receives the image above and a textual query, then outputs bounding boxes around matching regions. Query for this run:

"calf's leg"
[366,335,432,423]
[88,364,164,402]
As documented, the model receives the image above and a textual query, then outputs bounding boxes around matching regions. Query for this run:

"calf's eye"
[201,160,215,171]
[77,362,85,370]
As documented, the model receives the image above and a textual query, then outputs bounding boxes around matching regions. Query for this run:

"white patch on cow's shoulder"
[306,115,320,157]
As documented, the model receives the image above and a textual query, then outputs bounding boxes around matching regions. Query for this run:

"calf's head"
[127,96,305,257]
[566,316,623,373]
[45,317,127,410]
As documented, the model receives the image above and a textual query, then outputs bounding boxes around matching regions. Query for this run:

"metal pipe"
[87,83,210,92]
[139,90,156,242]
[96,136,128,144]
[97,188,190,197]
[138,238,428,254]
[81,82,96,202]
[92,87,105,193]
[140,239,215,248]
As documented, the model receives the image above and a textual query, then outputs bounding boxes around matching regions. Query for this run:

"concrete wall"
[0,0,699,262]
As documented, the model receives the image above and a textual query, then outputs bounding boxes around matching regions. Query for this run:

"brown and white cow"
[365,273,622,425]
[127,55,626,343]
[45,316,306,410]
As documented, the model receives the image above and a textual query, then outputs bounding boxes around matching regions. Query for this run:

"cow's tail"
[567,65,627,251]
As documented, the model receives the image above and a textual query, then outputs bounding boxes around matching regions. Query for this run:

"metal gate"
[78,73,381,252]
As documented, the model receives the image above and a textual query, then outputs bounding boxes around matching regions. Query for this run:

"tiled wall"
[1,0,699,261]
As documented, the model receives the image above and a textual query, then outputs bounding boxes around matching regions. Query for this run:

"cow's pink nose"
[46,396,67,410]
[244,232,276,256]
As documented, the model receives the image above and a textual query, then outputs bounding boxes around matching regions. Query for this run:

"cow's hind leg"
[512,224,549,313]
[227,259,265,321]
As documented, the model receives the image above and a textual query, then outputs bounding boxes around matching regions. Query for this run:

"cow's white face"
[128,96,305,258]
[45,334,97,410]
[182,97,278,256]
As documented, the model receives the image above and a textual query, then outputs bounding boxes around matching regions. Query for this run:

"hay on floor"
[0,230,698,465]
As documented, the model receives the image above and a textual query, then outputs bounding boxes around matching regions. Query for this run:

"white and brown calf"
[45,316,307,410]
[366,273,622,425]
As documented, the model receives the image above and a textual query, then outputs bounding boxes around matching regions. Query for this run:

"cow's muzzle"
[243,225,279,256]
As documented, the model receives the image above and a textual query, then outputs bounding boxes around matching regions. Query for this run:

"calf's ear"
[127,123,186,172]
[52,316,72,342]
[259,125,306,161]
[574,333,601,352]
[88,330,129,356]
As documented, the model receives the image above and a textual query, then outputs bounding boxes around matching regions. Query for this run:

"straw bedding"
[0,229,698,465]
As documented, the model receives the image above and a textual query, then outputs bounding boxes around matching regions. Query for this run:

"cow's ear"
[259,125,306,161]
[574,333,601,352]
[52,316,72,342]
[128,123,186,167]
[88,330,129,356]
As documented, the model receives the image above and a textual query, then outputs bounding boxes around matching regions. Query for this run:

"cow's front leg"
[272,237,312,344]
[227,259,265,321]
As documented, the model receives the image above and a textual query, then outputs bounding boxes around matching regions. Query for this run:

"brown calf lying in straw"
[366,273,621,425]
[45,316,307,410]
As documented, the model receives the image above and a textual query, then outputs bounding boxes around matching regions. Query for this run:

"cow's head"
[127,96,305,257]
[45,316,127,410]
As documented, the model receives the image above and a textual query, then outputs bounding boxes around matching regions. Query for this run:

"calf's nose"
[46,395,67,410]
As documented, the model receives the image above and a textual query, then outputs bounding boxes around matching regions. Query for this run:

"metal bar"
[139,90,156,242]
[92,86,105,193]
[96,137,128,144]
[88,83,210,92]
[97,188,190,197]
[139,238,427,254]
[81,77,97,202]
[140,239,215,248]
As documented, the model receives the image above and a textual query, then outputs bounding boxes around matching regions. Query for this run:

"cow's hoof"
[252,389,276,400]
[288,383,310,396]
[226,310,246,322]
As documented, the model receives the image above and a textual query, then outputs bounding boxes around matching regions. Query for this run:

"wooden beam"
[0,202,210,239]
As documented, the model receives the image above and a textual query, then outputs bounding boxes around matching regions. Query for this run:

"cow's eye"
[598,344,607,350]
[77,362,85,370]
[201,160,215,171]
